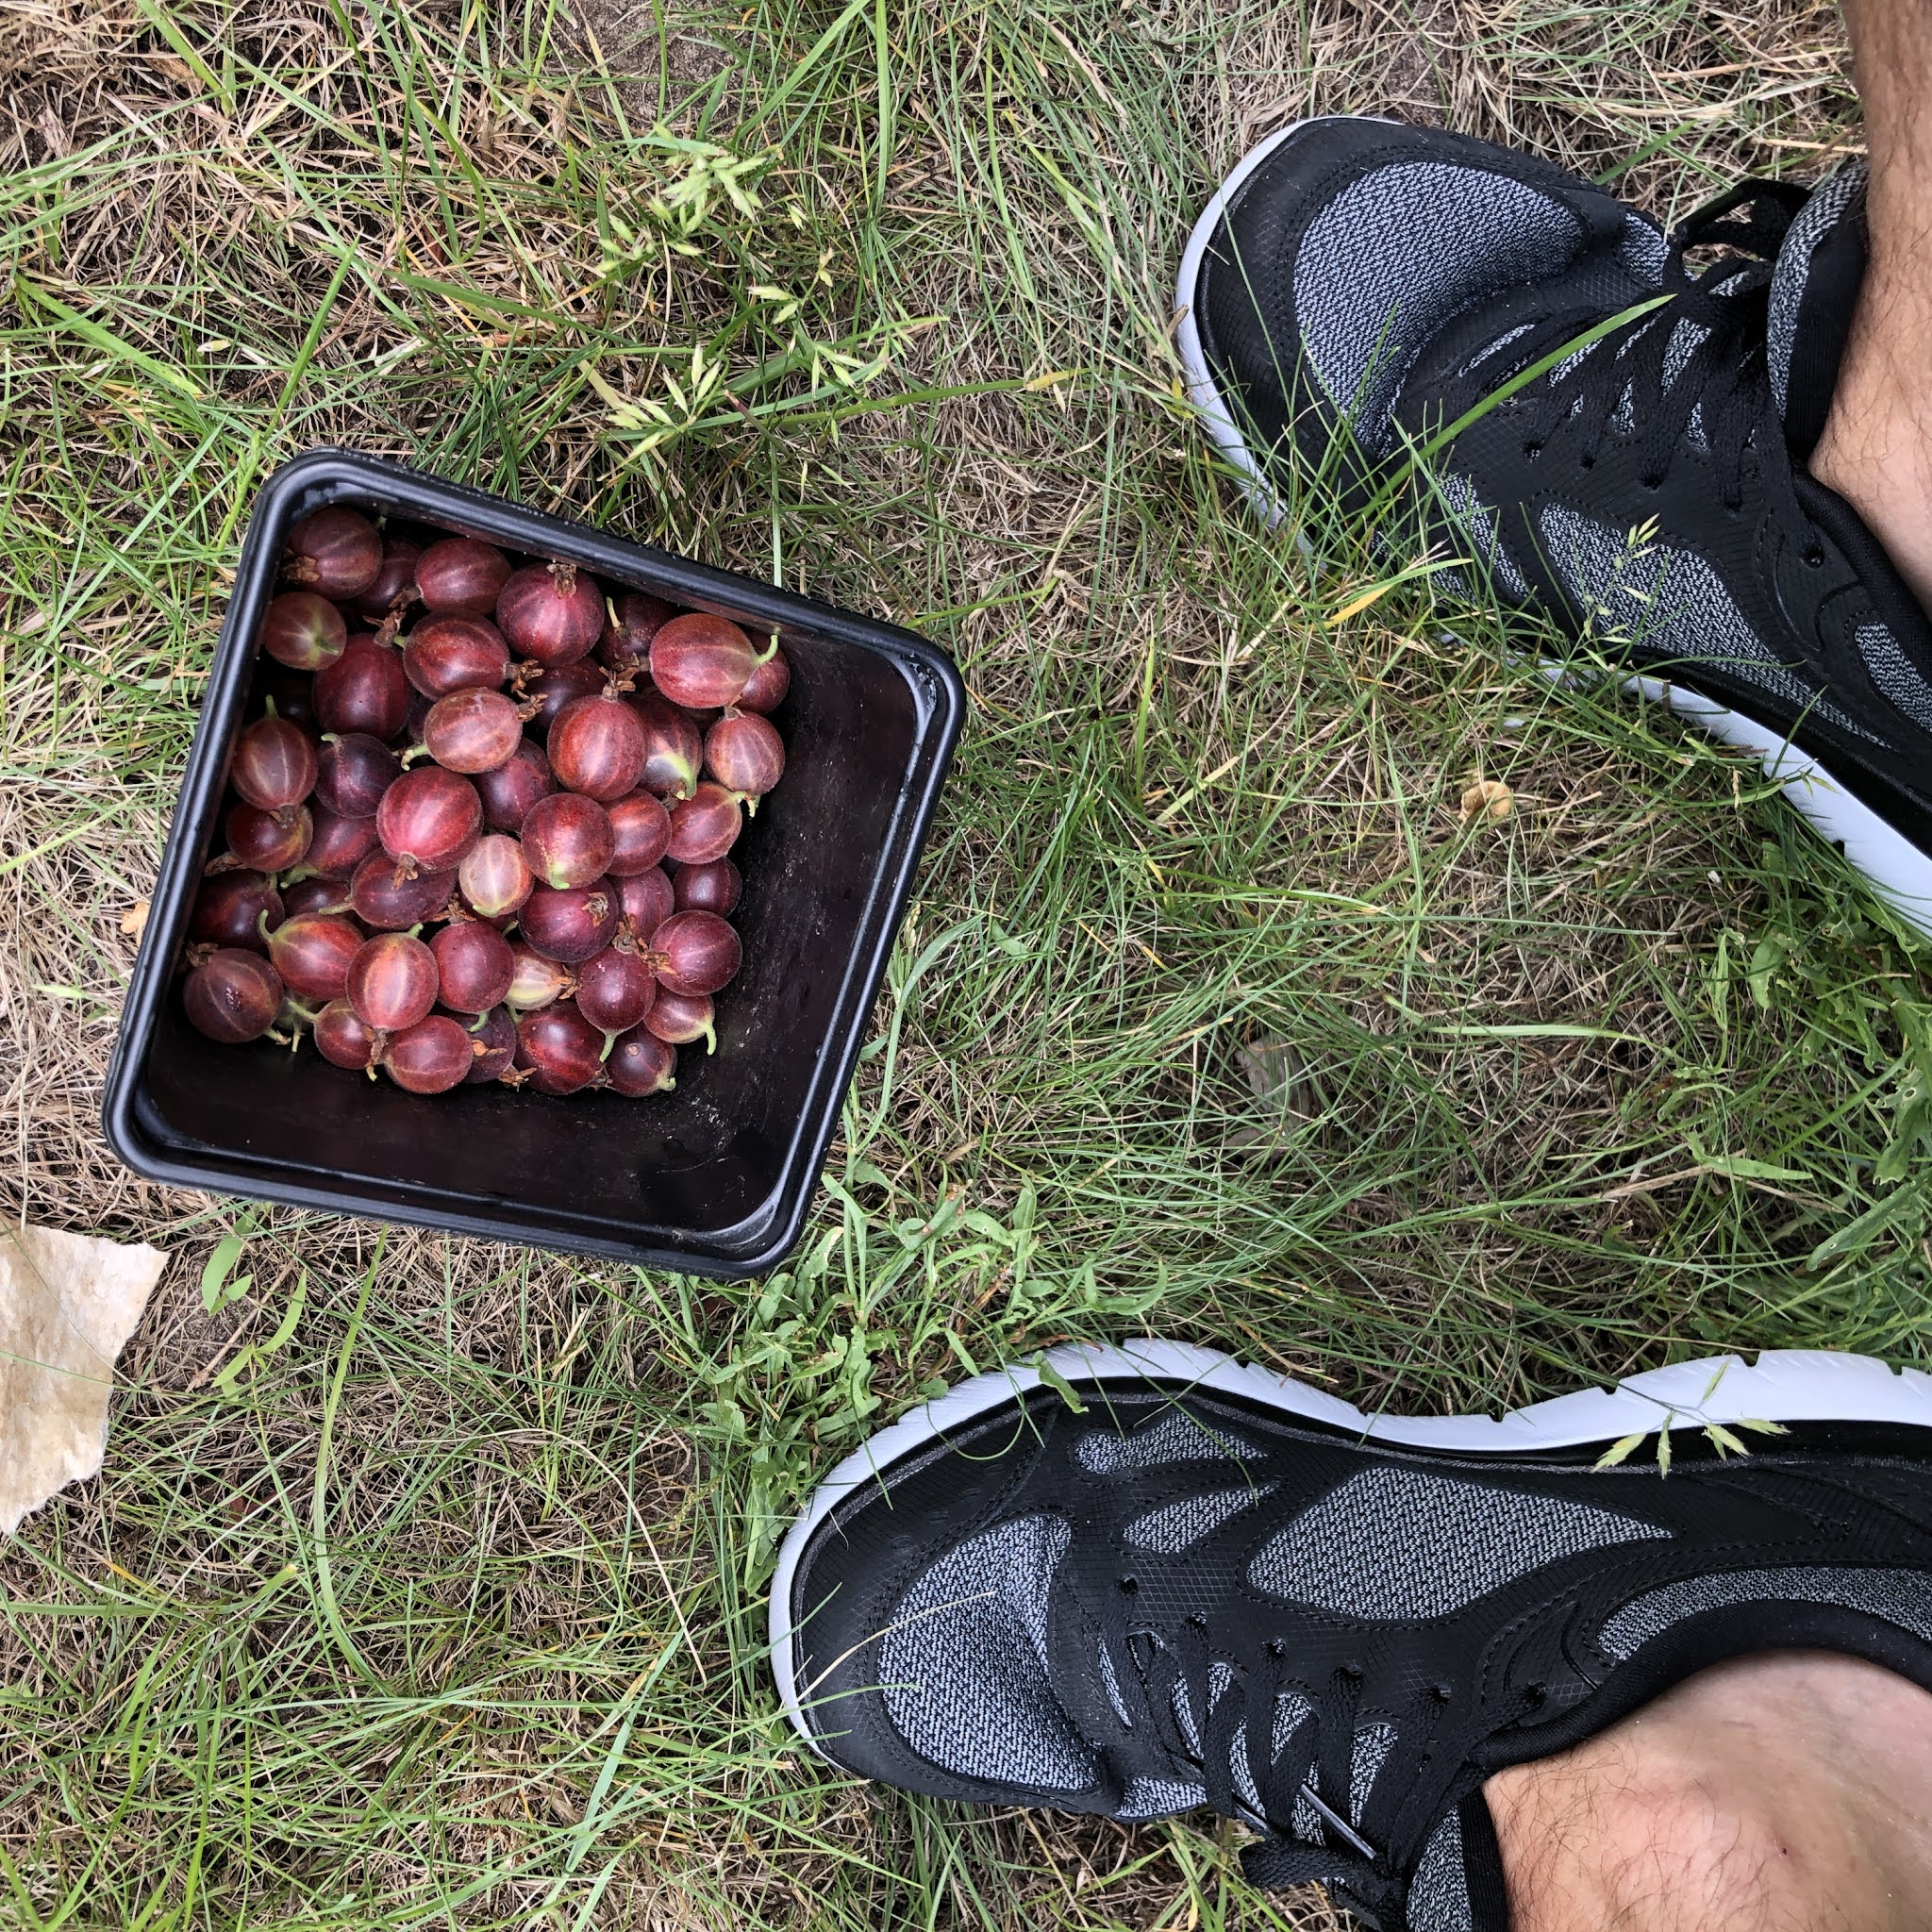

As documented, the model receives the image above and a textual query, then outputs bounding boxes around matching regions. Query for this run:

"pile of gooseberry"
[181,504,789,1096]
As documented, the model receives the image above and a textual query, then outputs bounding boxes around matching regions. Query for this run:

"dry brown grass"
[0,0,1924,1924]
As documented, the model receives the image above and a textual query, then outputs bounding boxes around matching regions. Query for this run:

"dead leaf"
[1228,1036,1317,1150]
[0,1224,168,1536]
[1460,777,1513,823]
[121,900,150,938]
[145,51,203,92]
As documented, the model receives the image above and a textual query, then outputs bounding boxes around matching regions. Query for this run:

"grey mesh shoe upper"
[779,1354,1932,1932]
[1767,158,1868,454]
[1186,119,1932,886]
[1190,119,1655,482]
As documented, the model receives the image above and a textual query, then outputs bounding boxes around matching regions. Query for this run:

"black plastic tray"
[103,449,964,1277]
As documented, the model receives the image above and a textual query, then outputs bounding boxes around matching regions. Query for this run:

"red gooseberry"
[313,639,410,740]
[265,911,363,1002]
[737,646,790,714]
[647,909,741,996]
[642,988,714,1053]
[429,921,516,1014]
[377,1013,475,1093]
[519,880,619,964]
[191,872,282,954]
[606,1027,676,1095]
[574,934,657,1034]
[225,801,311,874]
[314,997,381,1071]
[606,791,672,874]
[513,1002,605,1093]
[458,834,533,920]
[315,732,399,818]
[522,793,614,891]
[261,591,347,672]
[672,857,741,916]
[464,1007,520,1083]
[232,711,319,812]
[498,559,605,667]
[353,532,423,623]
[599,591,675,681]
[284,506,382,599]
[614,866,675,939]
[505,942,575,1011]
[415,537,510,616]
[549,692,646,803]
[377,766,481,875]
[704,708,785,803]
[664,782,741,864]
[628,694,703,801]
[347,930,439,1032]
[404,614,511,696]
[184,949,284,1043]
[348,853,456,930]
[475,738,556,831]
[422,686,528,774]
[649,612,761,709]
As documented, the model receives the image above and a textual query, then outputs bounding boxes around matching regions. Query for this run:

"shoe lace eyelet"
[1522,441,1542,459]
[1578,454,1595,471]
[1804,548,1825,568]
[1266,1639,1285,1658]
[1119,1575,1138,1594]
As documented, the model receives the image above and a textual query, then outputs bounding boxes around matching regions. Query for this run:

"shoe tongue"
[1767,159,1869,458]
[1406,1792,1510,1932]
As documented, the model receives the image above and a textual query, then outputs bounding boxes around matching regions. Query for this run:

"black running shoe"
[1175,119,1932,941]
[772,1341,1932,1932]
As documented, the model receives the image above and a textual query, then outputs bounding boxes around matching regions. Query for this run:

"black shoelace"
[1097,1607,1546,1910]
[1503,181,1820,550]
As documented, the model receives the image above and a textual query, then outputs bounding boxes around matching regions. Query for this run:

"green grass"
[0,0,1923,1924]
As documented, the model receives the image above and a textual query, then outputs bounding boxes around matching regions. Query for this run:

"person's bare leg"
[1484,1652,1932,1932]
[1808,0,1932,608]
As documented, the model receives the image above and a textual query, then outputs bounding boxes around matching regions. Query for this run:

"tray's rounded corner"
[99,1064,175,1191]
[729,1218,809,1280]
[261,444,360,493]
[682,1182,814,1281]
[906,632,968,742]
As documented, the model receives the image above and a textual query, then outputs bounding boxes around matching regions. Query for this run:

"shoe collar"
[1768,158,1868,459]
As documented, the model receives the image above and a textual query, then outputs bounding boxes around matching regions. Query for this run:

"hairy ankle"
[1485,1654,1932,1932]
[1810,278,1932,612]
[1490,1738,1842,1932]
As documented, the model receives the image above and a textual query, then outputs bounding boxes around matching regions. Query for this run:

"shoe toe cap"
[1195,119,1633,460]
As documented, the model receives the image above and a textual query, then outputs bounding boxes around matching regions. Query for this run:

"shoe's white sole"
[1172,118,1932,943]
[1173,113,1322,530]
[769,1338,1932,1738]
[1618,672,1932,940]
